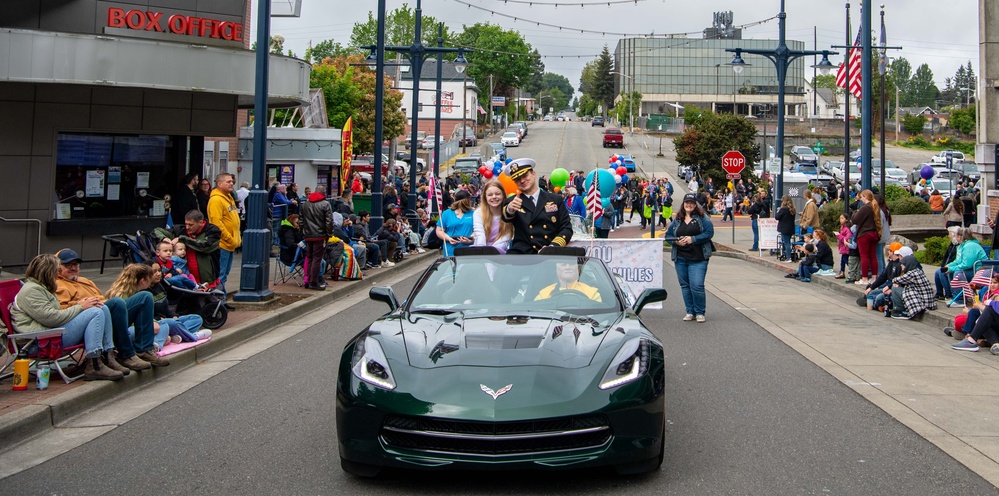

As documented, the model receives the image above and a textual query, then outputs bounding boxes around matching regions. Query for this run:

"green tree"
[901,113,927,135]
[456,23,535,111]
[542,73,574,102]
[587,46,615,115]
[304,39,357,64]
[949,106,976,136]
[909,64,940,108]
[577,94,597,116]
[682,104,707,127]
[349,5,454,56]
[538,92,555,116]
[309,55,406,155]
[612,91,641,125]
[673,113,760,185]
[549,87,568,113]
[890,58,914,107]
[522,50,546,98]
[813,74,837,90]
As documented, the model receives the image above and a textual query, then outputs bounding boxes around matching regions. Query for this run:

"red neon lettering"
[144,11,163,32]
[198,18,212,37]
[210,20,223,39]
[186,17,199,35]
[168,14,187,34]
[233,24,243,42]
[107,8,126,28]
[125,10,145,30]
[220,23,233,40]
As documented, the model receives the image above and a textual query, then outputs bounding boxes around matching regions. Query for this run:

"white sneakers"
[682,314,694,321]
[383,261,396,267]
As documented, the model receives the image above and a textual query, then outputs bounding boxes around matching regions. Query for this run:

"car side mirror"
[369,286,399,312]
[633,288,667,315]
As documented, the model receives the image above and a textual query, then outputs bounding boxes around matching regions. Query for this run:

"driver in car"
[535,262,602,302]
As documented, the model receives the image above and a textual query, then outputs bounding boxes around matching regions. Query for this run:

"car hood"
[384,313,626,370]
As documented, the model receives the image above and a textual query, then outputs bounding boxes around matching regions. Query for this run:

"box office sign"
[105,7,245,46]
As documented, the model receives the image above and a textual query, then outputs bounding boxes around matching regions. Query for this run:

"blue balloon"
[494,160,502,168]
[493,164,502,174]
[602,198,611,209]
[584,169,616,198]
[920,165,935,180]
[505,158,513,164]
[621,174,628,183]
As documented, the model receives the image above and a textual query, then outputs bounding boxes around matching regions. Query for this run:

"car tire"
[340,458,382,478]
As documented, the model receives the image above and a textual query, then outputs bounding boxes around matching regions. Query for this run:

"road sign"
[721,150,746,175]
[726,173,742,179]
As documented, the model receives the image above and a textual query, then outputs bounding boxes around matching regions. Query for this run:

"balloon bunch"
[549,167,570,193]
[583,169,615,210]
[605,155,629,185]
[476,158,519,195]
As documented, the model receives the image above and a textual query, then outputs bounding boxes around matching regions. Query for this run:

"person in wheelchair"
[534,261,602,302]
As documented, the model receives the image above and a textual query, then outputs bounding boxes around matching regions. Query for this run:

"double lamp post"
[364,0,468,231]
[726,0,836,210]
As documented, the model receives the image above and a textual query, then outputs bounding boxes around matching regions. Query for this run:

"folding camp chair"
[0,279,85,384]
[948,269,974,309]
[273,245,305,286]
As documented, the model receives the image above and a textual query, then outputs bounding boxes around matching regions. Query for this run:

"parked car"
[421,135,443,149]
[820,160,842,175]
[952,162,981,184]
[883,167,908,184]
[501,131,521,147]
[832,162,861,182]
[336,250,668,477]
[452,157,482,175]
[512,121,528,138]
[790,146,818,164]
[506,126,524,140]
[394,152,426,173]
[404,131,427,150]
[929,150,965,164]
[591,116,605,127]
[603,128,624,148]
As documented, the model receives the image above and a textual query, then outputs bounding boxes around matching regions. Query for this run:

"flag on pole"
[971,267,994,287]
[476,103,486,115]
[428,175,443,215]
[835,27,864,101]
[878,12,888,76]
[586,171,602,221]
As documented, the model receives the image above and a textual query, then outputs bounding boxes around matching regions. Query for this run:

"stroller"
[122,231,229,329]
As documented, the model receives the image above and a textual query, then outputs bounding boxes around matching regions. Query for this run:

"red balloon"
[483,169,494,179]
[616,166,626,175]
[608,157,615,164]
[479,165,487,174]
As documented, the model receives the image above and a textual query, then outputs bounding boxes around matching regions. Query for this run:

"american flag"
[835,27,863,101]
[950,269,972,295]
[971,267,994,287]
[476,103,486,115]
[586,171,602,221]
[428,175,443,214]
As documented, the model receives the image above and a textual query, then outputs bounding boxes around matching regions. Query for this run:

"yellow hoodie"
[208,188,242,251]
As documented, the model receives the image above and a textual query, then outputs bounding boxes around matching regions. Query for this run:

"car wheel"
[340,458,382,478]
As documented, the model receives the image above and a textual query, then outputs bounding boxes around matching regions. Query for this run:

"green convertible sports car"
[336,247,668,477]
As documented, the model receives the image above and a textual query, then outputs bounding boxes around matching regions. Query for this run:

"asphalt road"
[4,248,994,494]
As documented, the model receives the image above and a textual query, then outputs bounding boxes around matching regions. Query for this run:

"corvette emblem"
[480,384,513,400]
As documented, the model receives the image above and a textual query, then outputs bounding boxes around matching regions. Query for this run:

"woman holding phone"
[436,189,475,257]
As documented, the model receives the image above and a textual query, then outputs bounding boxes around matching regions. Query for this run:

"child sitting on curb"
[784,243,818,282]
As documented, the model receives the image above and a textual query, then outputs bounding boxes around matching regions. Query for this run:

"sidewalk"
[0,250,437,453]
[609,210,999,487]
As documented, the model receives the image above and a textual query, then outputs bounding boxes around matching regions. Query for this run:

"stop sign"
[721,150,746,175]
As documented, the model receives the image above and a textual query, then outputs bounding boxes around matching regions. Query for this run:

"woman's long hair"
[813,229,828,242]
[479,180,513,243]
[25,254,60,293]
[859,190,882,236]
[952,196,965,215]
[780,195,796,217]
[676,198,706,223]
[105,264,155,300]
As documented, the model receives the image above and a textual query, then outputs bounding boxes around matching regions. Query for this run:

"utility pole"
[461,68,467,154]
[489,74,495,134]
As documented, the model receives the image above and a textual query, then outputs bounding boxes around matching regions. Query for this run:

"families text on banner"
[570,238,665,309]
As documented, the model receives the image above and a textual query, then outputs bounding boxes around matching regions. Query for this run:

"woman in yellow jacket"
[207,173,241,296]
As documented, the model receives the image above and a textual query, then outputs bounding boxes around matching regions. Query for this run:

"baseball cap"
[56,249,82,264]
[452,189,471,201]
[888,242,903,253]
[893,246,913,257]
[508,158,536,180]
[682,193,698,203]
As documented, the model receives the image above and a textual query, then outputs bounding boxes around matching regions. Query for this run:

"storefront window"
[55,133,178,219]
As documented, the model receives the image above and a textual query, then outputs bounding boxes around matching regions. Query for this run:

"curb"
[0,251,437,453]
[713,247,954,330]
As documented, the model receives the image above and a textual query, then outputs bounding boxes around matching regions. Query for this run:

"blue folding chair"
[273,245,305,286]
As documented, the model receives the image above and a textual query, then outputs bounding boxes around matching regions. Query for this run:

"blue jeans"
[675,257,708,316]
[61,306,114,357]
[750,218,759,250]
[616,207,624,224]
[219,249,234,295]
[723,207,733,221]
[875,242,886,273]
[104,293,155,358]
[798,264,819,280]
[781,234,792,260]
[935,268,974,297]
[130,315,203,349]
[165,275,197,290]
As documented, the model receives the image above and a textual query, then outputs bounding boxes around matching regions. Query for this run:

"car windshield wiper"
[410,308,461,315]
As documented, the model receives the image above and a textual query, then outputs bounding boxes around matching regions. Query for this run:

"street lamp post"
[363,0,466,229]
[611,71,634,135]
[728,0,836,210]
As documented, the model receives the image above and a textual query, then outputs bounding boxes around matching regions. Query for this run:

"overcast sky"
[258,0,979,93]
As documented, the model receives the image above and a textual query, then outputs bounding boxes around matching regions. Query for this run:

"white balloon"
[614,174,622,184]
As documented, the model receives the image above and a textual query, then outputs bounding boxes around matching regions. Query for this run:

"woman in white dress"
[472,180,513,253]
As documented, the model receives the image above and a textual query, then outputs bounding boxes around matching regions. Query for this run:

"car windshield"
[503,132,517,138]
[963,163,980,173]
[408,255,621,316]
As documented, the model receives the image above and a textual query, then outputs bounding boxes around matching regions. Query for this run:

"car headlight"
[351,336,396,390]
[599,337,650,390]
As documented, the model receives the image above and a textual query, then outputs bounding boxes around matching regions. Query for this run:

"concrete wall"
[0,82,238,268]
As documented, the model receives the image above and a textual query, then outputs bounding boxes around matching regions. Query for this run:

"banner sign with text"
[570,238,665,309]
[340,117,353,195]
[758,218,778,250]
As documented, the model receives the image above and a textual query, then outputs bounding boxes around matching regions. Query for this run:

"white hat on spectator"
[893,246,913,257]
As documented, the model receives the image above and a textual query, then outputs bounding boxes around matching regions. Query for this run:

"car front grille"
[380,415,611,456]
